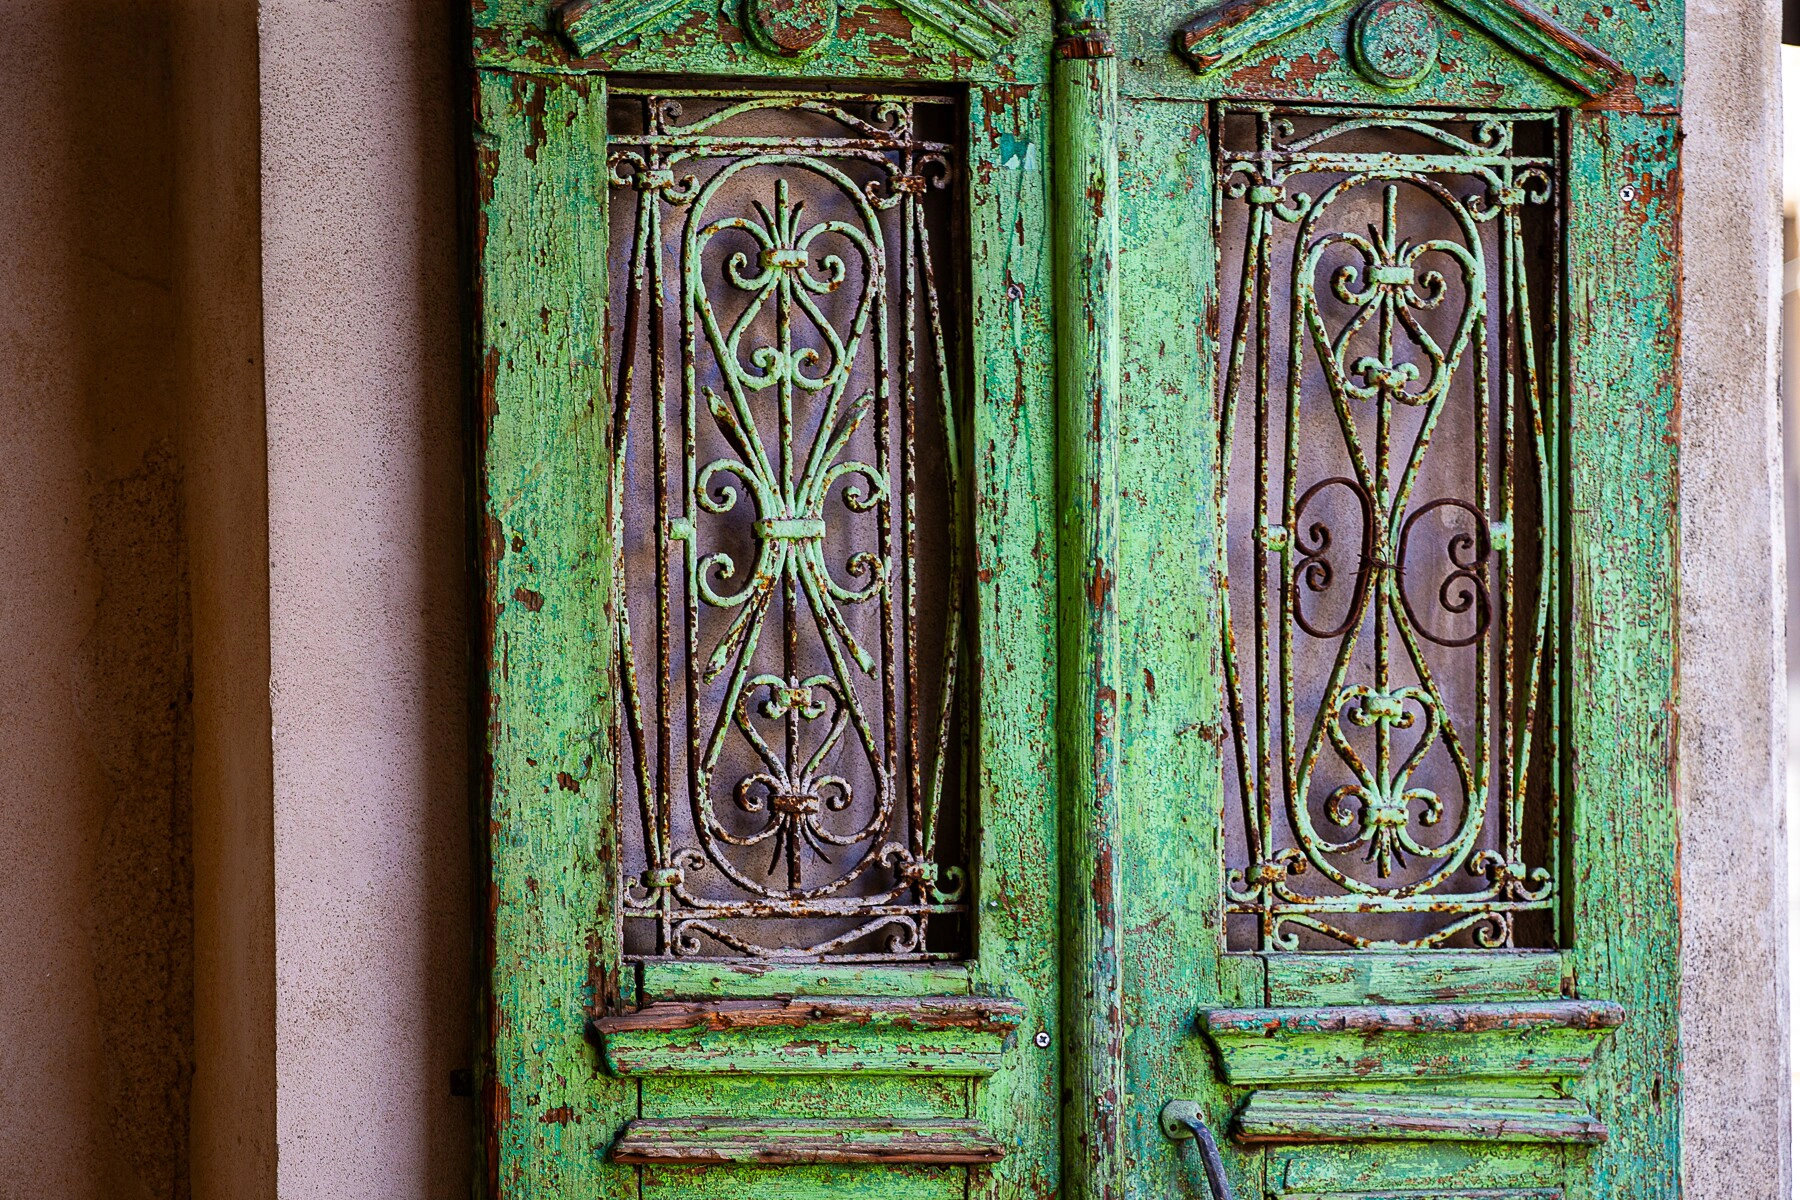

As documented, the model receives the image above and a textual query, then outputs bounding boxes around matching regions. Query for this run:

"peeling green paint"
[471,0,1681,1195]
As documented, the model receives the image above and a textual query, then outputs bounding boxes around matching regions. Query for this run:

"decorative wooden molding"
[593,994,1025,1033]
[1175,0,1624,97]
[1201,1001,1625,1085]
[592,995,1025,1077]
[555,0,685,58]
[611,1117,1007,1165]
[555,0,1019,59]
[890,0,1021,57]
[1264,951,1569,1006]
[1233,1090,1608,1145]
[638,960,976,1001]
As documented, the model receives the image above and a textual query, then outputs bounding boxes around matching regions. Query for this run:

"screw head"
[1620,184,1637,202]
[1034,1030,1052,1048]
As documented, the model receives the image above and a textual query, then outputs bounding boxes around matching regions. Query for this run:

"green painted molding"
[554,0,688,57]
[1264,953,1569,1007]
[1053,44,1126,1200]
[598,1028,1017,1076]
[554,0,1019,59]
[1233,1090,1608,1145]
[593,996,1025,1077]
[611,1117,1007,1163]
[1175,0,1623,97]
[1202,1002,1625,1085]
[474,69,633,1200]
[639,961,977,1001]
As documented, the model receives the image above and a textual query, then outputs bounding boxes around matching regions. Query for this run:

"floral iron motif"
[609,90,969,962]
[1217,106,1560,950]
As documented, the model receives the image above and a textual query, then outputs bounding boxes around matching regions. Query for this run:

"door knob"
[1160,1101,1238,1200]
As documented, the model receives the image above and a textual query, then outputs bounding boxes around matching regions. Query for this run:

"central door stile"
[1053,6,1126,1199]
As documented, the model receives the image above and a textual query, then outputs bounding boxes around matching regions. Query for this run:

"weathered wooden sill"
[1233,1090,1608,1145]
[610,1116,1006,1165]
[591,995,1025,1077]
[1202,1000,1624,1084]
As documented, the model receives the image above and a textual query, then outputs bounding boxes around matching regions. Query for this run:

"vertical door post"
[1053,13,1124,1200]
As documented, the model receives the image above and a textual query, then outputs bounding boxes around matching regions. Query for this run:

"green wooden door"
[470,0,1679,1195]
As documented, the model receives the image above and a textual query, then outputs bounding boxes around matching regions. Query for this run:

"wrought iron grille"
[607,88,972,962]
[1215,105,1562,951]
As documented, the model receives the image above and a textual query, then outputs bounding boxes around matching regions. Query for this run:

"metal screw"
[1619,184,1636,202]
[1034,1030,1052,1048]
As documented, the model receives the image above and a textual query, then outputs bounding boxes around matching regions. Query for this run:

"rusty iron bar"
[1215,105,1561,951]
[1161,1102,1240,1200]
[609,89,970,963]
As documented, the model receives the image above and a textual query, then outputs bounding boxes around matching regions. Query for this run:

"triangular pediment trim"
[557,0,1019,59]
[1177,0,1624,97]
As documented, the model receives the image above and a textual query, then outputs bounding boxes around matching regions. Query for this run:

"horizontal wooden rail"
[1233,1090,1608,1145]
[1201,1000,1625,1084]
[593,995,1024,1035]
[592,995,1025,1077]
[1203,1000,1624,1036]
[610,1117,1007,1165]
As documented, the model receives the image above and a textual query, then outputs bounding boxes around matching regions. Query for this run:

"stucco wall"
[0,4,196,1197]
[257,2,473,1196]
[178,1,278,1196]
[1680,0,1791,1196]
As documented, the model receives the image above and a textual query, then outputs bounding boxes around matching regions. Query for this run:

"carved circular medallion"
[1351,0,1439,89]
[743,0,837,56]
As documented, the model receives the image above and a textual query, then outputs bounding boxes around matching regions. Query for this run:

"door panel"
[1107,71,1674,1200]
[1114,90,1264,1200]
[471,0,1679,1195]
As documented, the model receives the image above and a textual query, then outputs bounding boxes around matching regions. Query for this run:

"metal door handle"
[1160,1101,1238,1200]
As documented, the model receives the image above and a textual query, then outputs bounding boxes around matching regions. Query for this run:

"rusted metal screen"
[606,87,972,962]
[1216,106,1562,951]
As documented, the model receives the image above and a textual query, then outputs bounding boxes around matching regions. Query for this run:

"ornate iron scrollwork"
[1217,106,1561,950]
[609,89,970,962]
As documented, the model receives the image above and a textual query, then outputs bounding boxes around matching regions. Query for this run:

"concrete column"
[257,2,472,1195]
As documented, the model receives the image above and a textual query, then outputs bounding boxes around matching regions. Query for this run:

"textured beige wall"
[257,2,473,1196]
[1680,0,1792,1196]
[175,0,278,1196]
[0,2,197,1197]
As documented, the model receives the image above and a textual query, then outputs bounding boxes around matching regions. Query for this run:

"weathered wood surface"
[1053,40,1126,1200]
[1174,0,1623,96]
[600,1024,1016,1077]
[471,1,1682,1197]
[1204,1002,1623,1085]
[642,1163,965,1200]
[612,1117,1006,1164]
[962,78,1062,1200]
[1114,93,1267,1200]
[1563,110,1681,1200]
[470,0,1057,83]
[643,1073,968,1119]
[1233,1090,1607,1145]
[594,996,1025,1034]
[595,996,1024,1077]
[475,69,633,1200]
[1271,1140,1565,1195]
[1204,1001,1624,1036]
[1264,953,1569,1007]
[639,962,975,1001]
